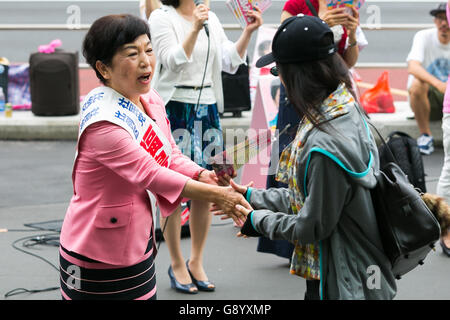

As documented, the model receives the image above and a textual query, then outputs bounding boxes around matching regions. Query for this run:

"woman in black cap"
[216,15,397,300]
[257,0,362,265]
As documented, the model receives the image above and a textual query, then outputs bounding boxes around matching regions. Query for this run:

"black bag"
[29,49,79,116]
[370,125,441,279]
[0,63,9,103]
[221,57,250,117]
[378,131,427,192]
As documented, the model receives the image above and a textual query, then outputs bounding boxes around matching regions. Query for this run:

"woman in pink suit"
[58,14,249,300]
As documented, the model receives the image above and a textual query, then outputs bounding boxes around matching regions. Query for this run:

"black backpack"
[369,126,440,279]
[306,112,441,280]
[378,131,427,192]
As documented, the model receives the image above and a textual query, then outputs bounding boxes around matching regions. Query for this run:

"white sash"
[76,86,173,223]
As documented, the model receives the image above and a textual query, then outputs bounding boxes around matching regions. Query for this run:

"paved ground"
[0,140,449,300]
[0,0,449,303]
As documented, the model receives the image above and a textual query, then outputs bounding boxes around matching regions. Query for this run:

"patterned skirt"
[166,100,223,170]
[59,237,156,300]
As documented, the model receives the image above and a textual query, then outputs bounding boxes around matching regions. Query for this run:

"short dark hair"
[161,0,180,8]
[83,14,151,84]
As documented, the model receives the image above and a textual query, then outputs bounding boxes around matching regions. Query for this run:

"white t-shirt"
[407,28,450,89]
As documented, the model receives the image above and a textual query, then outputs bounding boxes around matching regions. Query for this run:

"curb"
[0,102,443,147]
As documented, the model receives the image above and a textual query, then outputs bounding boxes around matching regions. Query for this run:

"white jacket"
[149,5,246,113]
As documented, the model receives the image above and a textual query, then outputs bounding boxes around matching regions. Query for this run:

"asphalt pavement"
[0,140,449,301]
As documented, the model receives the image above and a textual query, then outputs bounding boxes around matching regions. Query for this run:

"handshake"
[190,169,254,227]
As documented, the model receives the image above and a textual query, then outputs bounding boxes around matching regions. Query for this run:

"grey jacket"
[249,105,397,300]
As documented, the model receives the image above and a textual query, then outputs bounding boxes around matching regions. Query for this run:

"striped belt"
[175,85,212,91]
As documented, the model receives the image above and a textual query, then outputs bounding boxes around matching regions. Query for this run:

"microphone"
[193,0,209,37]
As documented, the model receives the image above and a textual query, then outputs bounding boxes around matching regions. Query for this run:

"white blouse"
[149,5,246,113]
[170,15,216,105]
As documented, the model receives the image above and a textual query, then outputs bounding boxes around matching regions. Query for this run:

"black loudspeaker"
[221,57,251,117]
[29,50,79,116]
[0,64,9,103]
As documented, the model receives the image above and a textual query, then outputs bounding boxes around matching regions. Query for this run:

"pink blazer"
[60,89,202,266]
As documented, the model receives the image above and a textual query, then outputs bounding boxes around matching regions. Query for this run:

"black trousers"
[304,280,321,300]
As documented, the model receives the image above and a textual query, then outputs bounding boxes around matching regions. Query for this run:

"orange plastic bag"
[360,71,395,113]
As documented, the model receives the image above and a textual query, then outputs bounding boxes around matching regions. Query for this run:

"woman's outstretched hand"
[213,186,253,227]
[234,203,253,238]
[229,178,252,194]
[211,179,254,226]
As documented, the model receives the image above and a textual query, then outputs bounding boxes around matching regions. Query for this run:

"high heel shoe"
[186,260,215,292]
[168,265,198,294]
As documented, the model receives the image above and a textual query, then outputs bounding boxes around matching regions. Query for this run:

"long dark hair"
[277,52,356,132]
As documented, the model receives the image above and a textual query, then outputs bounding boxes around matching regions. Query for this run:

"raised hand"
[244,6,263,34]
[193,3,209,32]
[318,7,349,27]
[344,7,360,39]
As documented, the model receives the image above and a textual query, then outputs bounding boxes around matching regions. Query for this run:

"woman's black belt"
[175,85,212,90]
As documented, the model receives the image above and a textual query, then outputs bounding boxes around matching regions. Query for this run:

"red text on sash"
[140,124,169,168]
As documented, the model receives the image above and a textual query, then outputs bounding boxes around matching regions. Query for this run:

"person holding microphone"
[148,0,262,294]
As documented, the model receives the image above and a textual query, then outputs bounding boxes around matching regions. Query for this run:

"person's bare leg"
[443,231,450,248]
[409,79,431,135]
[187,199,214,288]
[161,205,197,292]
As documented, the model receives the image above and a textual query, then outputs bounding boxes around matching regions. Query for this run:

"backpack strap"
[302,112,374,197]
[387,131,413,140]
[303,147,374,197]
[305,0,319,17]
[352,102,399,165]
[367,121,398,165]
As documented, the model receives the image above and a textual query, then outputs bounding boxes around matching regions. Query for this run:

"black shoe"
[186,260,215,292]
[440,239,450,257]
[168,265,198,294]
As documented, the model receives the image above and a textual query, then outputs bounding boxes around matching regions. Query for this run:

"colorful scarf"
[276,83,354,280]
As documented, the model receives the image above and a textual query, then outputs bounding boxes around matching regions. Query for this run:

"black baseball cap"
[256,14,337,68]
[430,3,446,17]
